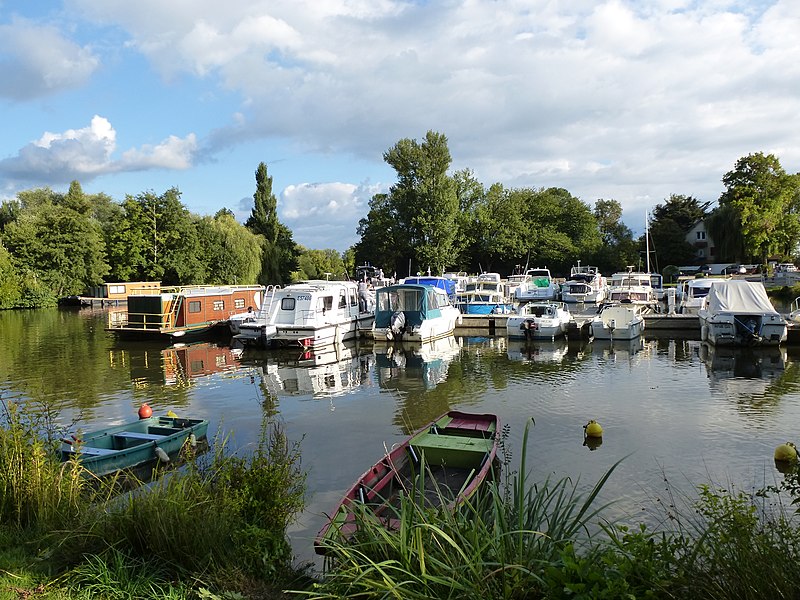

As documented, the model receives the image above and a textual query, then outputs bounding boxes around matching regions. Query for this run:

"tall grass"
[304,419,800,599]
[0,399,92,532]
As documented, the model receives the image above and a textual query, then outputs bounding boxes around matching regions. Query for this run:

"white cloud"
[0,17,99,100]
[279,181,381,249]
[0,116,198,184]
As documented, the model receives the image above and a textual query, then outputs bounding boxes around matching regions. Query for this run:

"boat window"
[281,298,295,311]
[109,284,125,295]
[349,290,358,307]
[339,291,347,309]
[188,301,201,313]
[319,296,333,312]
[213,300,224,311]
[234,298,245,309]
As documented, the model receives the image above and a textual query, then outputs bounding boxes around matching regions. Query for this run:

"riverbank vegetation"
[1,132,798,310]
[4,409,800,599]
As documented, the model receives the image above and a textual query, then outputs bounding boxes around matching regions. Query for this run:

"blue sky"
[0,0,798,252]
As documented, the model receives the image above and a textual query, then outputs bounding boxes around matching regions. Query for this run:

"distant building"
[685,220,715,263]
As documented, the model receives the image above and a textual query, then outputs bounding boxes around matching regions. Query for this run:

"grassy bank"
[4,408,800,599]
[0,398,308,600]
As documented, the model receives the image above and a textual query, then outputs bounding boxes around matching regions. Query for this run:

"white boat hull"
[699,313,787,346]
[372,308,460,343]
[591,304,645,340]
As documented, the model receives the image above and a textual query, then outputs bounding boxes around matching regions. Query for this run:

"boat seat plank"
[114,431,164,441]
[412,434,491,453]
[76,447,116,456]
[446,418,492,431]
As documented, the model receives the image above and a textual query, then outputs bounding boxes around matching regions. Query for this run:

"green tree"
[0,241,22,308]
[354,193,405,277]
[591,199,638,274]
[196,210,262,285]
[648,194,711,268]
[383,131,459,273]
[105,188,204,284]
[292,247,346,281]
[2,188,109,297]
[719,152,799,264]
[246,162,298,285]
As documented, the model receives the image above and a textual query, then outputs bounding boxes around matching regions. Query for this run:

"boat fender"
[583,420,603,438]
[774,442,797,463]
[154,446,170,463]
[138,403,153,419]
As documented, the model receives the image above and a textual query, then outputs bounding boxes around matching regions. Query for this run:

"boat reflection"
[375,336,461,391]
[506,338,568,363]
[699,342,786,379]
[253,342,373,400]
[590,336,646,359]
[115,341,242,387]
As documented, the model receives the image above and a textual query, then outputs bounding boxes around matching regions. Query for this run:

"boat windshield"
[378,288,423,312]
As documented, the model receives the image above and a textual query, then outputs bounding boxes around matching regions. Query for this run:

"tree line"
[1,132,798,309]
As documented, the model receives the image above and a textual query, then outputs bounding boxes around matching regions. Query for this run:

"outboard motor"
[390,311,406,338]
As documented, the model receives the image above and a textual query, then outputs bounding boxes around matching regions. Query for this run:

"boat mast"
[645,209,651,274]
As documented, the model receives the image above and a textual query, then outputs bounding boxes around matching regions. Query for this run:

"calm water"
[3,306,800,566]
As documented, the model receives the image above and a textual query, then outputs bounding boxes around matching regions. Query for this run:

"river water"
[3,306,800,566]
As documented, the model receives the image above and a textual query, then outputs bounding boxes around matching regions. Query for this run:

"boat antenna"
[524,249,531,272]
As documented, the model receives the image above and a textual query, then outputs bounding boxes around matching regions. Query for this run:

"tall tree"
[196,210,262,285]
[591,199,638,274]
[648,194,711,268]
[245,162,298,284]
[383,131,459,273]
[719,152,799,264]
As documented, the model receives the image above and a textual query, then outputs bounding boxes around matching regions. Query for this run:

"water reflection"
[239,342,373,405]
[590,336,647,360]
[374,336,461,392]
[507,338,569,364]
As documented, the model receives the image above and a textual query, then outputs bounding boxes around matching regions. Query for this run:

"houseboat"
[106,285,264,341]
[235,280,374,349]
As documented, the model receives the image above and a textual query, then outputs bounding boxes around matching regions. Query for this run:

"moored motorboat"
[561,265,606,304]
[506,301,572,340]
[515,267,560,302]
[60,414,209,476]
[315,410,499,554]
[591,303,645,340]
[372,283,461,342]
[698,279,787,346]
[455,272,513,314]
[235,280,373,349]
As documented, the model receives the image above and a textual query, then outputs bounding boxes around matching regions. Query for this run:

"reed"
[0,399,91,532]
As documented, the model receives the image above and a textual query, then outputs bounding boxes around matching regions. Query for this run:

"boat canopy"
[402,276,457,299]
[374,284,447,328]
[705,280,779,315]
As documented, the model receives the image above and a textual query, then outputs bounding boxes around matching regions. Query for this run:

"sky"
[0,0,798,253]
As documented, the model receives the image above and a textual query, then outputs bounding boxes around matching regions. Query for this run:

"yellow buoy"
[774,442,797,463]
[584,420,603,438]
[166,410,178,418]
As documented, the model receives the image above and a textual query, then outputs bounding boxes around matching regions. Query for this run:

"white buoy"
[154,446,170,463]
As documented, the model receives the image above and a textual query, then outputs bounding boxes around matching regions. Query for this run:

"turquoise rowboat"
[60,415,209,476]
[315,410,499,554]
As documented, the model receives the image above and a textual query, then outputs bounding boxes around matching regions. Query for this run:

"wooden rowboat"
[60,415,209,476]
[315,410,499,554]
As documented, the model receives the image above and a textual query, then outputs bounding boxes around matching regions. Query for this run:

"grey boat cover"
[705,280,778,315]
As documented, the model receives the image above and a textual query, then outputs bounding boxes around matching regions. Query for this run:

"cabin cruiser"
[372,283,461,343]
[561,265,606,304]
[698,280,786,346]
[455,272,513,315]
[515,267,560,302]
[506,301,572,341]
[590,303,645,340]
[677,278,717,315]
[234,280,373,348]
[606,268,658,312]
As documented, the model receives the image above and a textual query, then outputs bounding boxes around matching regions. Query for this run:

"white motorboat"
[561,265,606,304]
[698,280,786,346]
[455,272,513,315]
[372,283,461,343]
[515,267,560,302]
[234,280,373,348]
[677,278,717,315]
[590,303,645,340]
[506,301,572,340]
[606,267,658,311]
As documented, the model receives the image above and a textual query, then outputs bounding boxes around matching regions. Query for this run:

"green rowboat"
[60,415,209,476]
